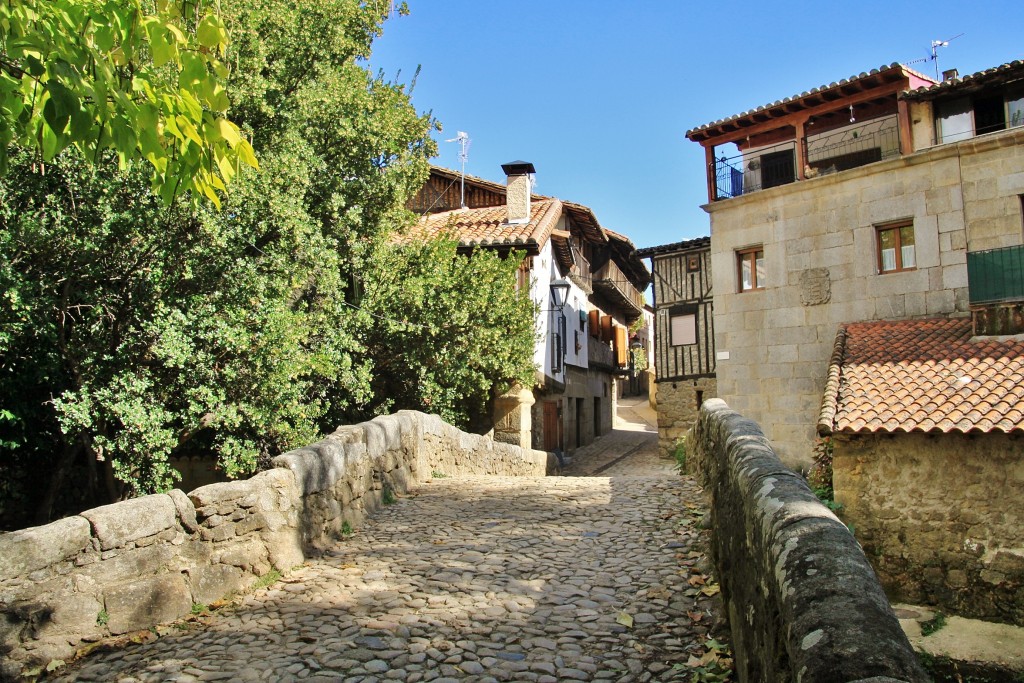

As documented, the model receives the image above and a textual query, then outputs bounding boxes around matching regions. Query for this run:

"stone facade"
[706,127,1024,470]
[688,399,927,682]
[0,411,550,679]
[834,431,1024,625]
[655,378,717,458]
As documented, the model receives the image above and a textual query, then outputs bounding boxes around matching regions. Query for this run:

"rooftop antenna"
[445,131,471,208]
[929,33,964,80]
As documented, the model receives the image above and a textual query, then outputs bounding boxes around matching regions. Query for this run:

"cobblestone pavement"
[54,480,718,683]
[54,396,720,683]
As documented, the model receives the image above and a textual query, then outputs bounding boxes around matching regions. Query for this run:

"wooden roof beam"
[695,81,905,147]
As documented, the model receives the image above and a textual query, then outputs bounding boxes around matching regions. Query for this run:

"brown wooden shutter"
[614,325,628,367]
[588,310,600,338]
[601,315,613,342]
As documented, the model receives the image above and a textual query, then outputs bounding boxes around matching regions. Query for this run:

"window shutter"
[588,310,600,338]
[601,315,613,342]
[614,325,628,367]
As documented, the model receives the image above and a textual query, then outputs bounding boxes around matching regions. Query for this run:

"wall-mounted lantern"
[549,279,571,311]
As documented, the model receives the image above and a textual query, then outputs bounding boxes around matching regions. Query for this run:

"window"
[686,253,701,273]
[737,247,765,291]
[877,222,916,273]
[670,314,697,346]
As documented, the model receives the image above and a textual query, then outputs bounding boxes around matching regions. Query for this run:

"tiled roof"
[818,317,1024,435]
[404,198,563,251]
[635,236,710,258]
[900,60,1024,101]
[685,63,934,141]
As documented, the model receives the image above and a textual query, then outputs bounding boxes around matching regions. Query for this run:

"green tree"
[353,238,538,430]
[0,0,257,205]
[0,0,435,527]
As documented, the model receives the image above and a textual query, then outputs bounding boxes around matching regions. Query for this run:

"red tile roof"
[404,198,563,251]
[818,317,1024,435]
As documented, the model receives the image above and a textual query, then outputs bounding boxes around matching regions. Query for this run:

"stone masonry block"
[104,573,192,635]
[0,516,92,578]
[81,495,178,552]
[166,489,199,533]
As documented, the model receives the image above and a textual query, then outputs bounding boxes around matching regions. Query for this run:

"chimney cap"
[942,68,959,81]
[501,160,536,176]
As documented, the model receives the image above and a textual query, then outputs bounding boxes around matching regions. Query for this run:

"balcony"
[592,259,645,321]
[712,115,900,200]
[967,245,1024,305]
[588,334,616,371]
[568,252,593,294]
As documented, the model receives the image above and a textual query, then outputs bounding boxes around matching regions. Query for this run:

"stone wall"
[689,399,927,682]
[834,431,1024,625]
[0,411,549,679]
[655,377,717,458]
[705,127,1024,470]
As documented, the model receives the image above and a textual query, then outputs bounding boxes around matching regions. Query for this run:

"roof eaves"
[900,59,1024,101]
[635,236,711,258]
[685,63,933,140]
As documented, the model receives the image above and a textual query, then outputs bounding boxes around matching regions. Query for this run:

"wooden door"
[542,400,562,452]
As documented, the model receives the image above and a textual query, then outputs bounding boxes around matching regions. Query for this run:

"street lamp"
[549,279,571,311]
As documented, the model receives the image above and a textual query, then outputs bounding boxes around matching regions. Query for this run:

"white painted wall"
[530,239,590,383]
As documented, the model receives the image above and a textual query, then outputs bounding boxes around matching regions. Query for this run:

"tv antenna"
[445,131,471,208]
[907,33,964,80]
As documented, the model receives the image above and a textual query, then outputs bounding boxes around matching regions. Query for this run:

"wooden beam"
[897,98,913,155]
[705,145,717,203]
[693,81,907,147]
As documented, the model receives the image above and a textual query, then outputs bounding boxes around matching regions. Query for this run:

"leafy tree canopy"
[355,238,538,429]
[0,0,538,531]
[0,0,257,205]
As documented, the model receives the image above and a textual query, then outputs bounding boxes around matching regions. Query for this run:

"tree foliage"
[354,239,538,429]
[0,0,257,206]
[1,0,541,531]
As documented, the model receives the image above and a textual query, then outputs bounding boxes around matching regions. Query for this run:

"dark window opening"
[761,149,796,189]
[974,95,1007,136]
[696,390,704,410]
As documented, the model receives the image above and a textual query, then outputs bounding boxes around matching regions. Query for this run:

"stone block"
[48,592,104,635]
[0,516,92,578]
[188,563,244,605]
[103,574,192,635]
[166,489,199,533]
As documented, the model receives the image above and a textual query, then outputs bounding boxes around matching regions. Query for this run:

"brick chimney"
[942,68,959,82]
[501,160,535,225]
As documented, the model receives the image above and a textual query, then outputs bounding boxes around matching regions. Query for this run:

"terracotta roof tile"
[817,317,1024,435]
[403,199,563,251]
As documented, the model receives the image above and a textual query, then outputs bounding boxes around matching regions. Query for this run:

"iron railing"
[713,115,900,200]
[967,245,1024,304]
[805,115,900,174]
[714,140,796,199]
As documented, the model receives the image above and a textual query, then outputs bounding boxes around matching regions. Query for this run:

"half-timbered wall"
[652,249,715,382]
[407,174,507,214]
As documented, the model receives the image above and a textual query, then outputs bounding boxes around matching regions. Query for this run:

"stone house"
[684,60,1024,470]
[407,163,650,455]
[636,237,717,458]
[817,317,1024,624]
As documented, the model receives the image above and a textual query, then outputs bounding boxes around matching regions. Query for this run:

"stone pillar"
[492,384,535,449]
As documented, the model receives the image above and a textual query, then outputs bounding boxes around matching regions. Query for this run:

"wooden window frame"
[875,221,916,274]
[737,246,765,292]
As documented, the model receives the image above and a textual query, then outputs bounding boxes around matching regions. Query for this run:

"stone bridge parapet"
[689,399,928,683]
[0,411,551,679]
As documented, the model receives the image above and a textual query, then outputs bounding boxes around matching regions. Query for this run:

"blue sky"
[370,1,1023,250]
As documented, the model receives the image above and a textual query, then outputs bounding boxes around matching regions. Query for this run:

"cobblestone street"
[54,396,720,683]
